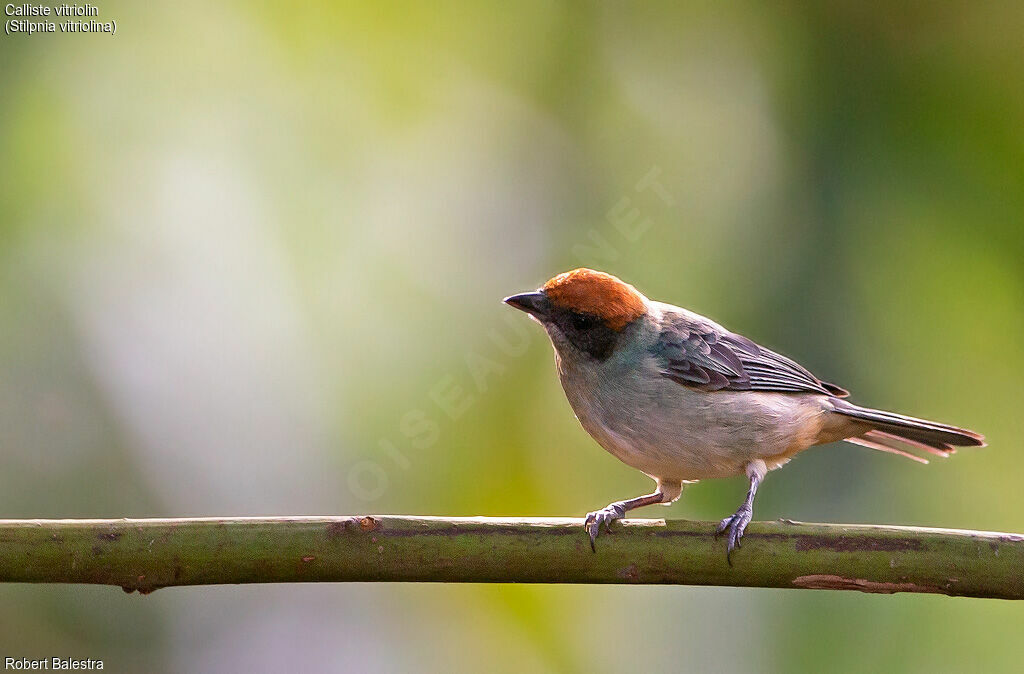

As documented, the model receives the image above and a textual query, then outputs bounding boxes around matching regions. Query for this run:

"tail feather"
[866,430,954,456]
[844,435,930,464]
[832,399,984,463]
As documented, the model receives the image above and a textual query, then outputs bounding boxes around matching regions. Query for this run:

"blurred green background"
[1,1,1022,672]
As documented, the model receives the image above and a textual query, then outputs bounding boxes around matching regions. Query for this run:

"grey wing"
[655,311,849,396]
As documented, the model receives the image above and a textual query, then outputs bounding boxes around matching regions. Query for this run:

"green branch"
[1,517,1021,598]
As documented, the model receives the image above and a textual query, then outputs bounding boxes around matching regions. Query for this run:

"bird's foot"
[584,502,626,552]
[715,504,753,565]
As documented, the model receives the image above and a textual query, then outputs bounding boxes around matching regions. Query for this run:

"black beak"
[503,291,551,320]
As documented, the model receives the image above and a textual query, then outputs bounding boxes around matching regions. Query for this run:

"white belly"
[559,360,829,481]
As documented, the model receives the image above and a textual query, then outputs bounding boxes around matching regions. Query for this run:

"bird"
[503,268,985,560]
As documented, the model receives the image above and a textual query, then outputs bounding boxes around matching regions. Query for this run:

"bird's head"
[503,269,648,361]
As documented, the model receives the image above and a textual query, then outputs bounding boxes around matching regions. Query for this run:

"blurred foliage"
[1,1,1022,672]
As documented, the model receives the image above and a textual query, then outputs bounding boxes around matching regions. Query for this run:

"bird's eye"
[571,314,597,331]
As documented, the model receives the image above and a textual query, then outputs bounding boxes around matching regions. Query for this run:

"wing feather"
[656,310,842,396]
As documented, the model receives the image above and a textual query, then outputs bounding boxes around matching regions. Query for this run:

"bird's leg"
[585,480,682,552]
[716,460,767,564]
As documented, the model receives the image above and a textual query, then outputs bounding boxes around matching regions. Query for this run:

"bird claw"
[715,504,753,565]
[584,502,626,552]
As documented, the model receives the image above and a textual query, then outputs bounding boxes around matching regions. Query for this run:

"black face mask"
[550,309,621,361]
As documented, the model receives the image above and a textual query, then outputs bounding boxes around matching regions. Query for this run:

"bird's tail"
[831,399,985,464]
